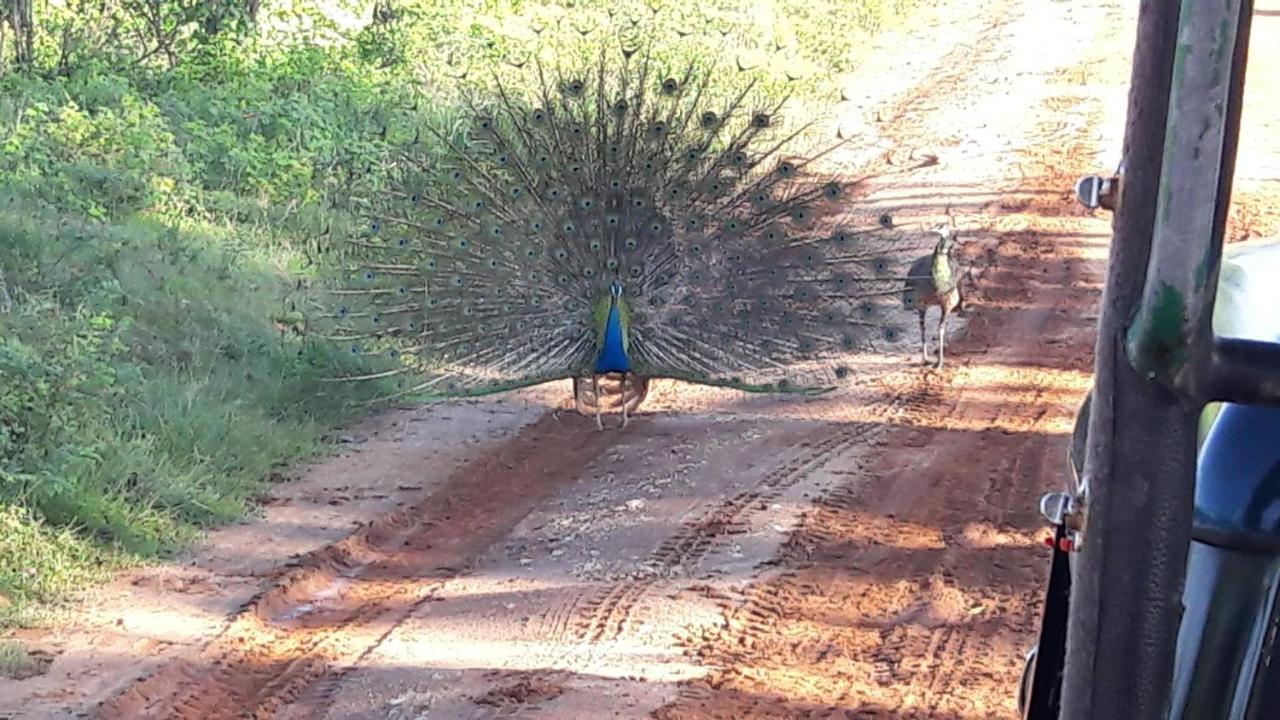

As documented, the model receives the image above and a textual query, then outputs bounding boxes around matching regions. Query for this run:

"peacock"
[318,25,916,429]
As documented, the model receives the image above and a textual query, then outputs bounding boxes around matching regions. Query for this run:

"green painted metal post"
[1062,1,1258,718]
[1127,0,1246,394]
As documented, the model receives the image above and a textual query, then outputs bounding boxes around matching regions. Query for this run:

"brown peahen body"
[903,225,962,369]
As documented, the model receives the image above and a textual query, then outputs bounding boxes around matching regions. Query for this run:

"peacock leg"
[919,309,929,365]
[623,375,649,414]
[620,373,630,429]
[592,375,604,431]
[572,377,590,417]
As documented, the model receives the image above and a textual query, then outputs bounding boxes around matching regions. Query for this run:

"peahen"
[902,219,965,369]
[320,30,912,428]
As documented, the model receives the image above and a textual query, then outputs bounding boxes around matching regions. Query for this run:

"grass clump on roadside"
[0,637,43,679]
[0,504,114,628]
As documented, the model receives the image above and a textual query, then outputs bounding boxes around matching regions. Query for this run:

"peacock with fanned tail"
[320,32,916,429]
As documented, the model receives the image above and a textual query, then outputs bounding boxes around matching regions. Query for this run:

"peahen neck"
[931,240,954,291]
[595,299,630,373]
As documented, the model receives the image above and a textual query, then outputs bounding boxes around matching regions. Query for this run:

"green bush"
[0,48,395,224]
[0,210,387,616]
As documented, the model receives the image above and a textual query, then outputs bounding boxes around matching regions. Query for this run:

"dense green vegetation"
[0,0,926,627]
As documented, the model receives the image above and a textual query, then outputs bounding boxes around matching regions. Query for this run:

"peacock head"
[609,280,624,300]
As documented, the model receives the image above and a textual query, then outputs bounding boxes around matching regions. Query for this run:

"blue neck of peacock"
[595,298,631,373]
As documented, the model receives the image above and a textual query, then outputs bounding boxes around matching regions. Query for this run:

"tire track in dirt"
[94,412,615,720]
[275,408,901,719]
[570,419,890,645]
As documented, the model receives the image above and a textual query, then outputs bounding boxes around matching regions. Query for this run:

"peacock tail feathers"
[315,21,914,401]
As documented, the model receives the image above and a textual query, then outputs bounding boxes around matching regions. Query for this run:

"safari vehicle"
[1012,2,1280,718]
[1019,238,1280,719]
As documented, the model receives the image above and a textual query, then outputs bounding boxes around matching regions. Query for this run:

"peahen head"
[930,224,961,263]
[932,207,959,255]
[932,223,955,247]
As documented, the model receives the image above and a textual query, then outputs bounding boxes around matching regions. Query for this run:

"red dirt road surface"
[6,0,1280,718]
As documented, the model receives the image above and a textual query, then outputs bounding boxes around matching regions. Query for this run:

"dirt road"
[15,0,1280,717]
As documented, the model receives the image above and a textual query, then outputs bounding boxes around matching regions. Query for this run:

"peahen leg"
[592,375,603,431]
[936,307,948,369]
[919,309,929,365]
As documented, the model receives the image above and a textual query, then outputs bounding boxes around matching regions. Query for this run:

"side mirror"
[1074,174,1120,211]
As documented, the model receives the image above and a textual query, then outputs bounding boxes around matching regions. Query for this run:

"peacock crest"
[316,18,912,404]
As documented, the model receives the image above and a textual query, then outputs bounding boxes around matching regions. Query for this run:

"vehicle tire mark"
[94,414,615,720]
[572,420,887,644]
